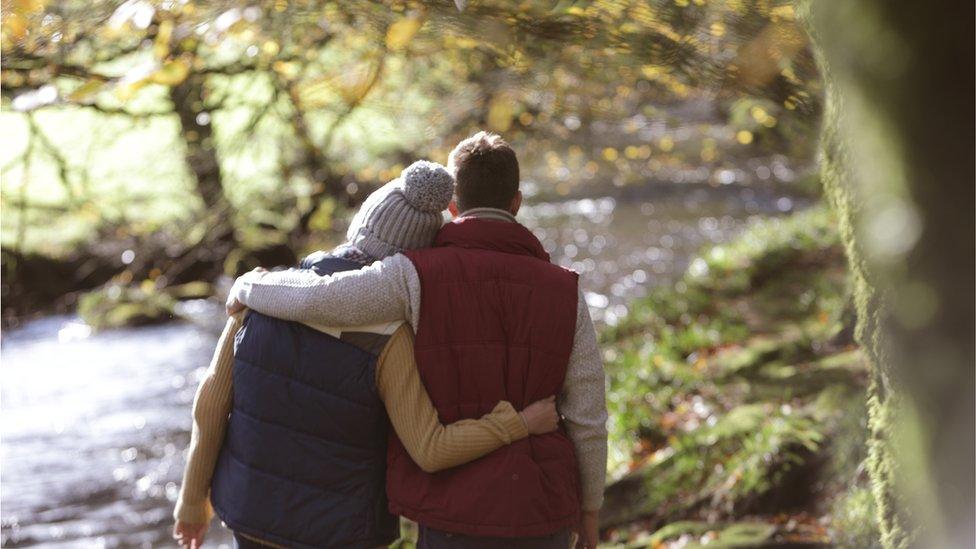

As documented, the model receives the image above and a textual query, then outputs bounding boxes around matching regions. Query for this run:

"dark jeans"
[233,532,272,549]
[417,525,571,549]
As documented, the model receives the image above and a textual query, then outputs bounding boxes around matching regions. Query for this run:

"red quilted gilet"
[388,217,581,537]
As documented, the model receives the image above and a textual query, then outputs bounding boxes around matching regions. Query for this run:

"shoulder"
[302,318,405,339]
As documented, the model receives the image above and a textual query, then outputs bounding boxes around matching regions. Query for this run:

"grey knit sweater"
[230,210,609,511]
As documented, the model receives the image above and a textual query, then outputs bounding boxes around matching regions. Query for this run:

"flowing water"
[1,186,809,548]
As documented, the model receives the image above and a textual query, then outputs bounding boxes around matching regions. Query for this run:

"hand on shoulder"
[226,267,267,315]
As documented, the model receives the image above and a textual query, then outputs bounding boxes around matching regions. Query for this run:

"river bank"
[2,185,814,330]
[599,206,878,548]
[1,191,855,548]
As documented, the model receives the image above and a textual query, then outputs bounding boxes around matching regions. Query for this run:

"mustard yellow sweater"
[175,313,528,526]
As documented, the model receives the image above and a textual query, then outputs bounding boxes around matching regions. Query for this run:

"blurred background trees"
[2,1,971,548]
[1,0,821,318]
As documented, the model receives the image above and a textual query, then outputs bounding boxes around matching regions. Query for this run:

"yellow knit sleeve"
[174,312,243,524]
[376,325,529,473]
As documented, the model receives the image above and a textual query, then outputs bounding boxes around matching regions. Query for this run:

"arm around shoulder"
[377,325,528,473]
[230,254,419,327]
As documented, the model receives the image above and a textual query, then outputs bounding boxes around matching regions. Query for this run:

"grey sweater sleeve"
[231,253,608,509]
[561,291,609,512]
[231,254,421,327]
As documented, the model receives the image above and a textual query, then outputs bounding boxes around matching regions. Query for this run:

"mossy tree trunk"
[800,1,974,547]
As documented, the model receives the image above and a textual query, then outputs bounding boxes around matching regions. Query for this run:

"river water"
[1,186,808,548]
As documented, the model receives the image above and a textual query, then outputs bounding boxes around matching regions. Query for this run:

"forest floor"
[598,206,881,548]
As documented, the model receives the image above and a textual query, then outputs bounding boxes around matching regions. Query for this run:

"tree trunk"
[169,73,234,221]
[280,78,350,245]
[166,72,237,279]
[800,1,974,547]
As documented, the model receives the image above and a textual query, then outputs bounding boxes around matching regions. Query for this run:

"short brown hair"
[449,131,519,212]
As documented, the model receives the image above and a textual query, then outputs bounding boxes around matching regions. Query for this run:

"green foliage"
[2,0,822,256]
[831,487,883,549]
[77,283,176,330]
[625,520,775,548]
[602,205,876,545]
[688,207,838,297]
[605,204,839,344]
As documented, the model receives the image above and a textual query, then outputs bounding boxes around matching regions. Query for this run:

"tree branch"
[25,115,77,205]
[85,102,171,119]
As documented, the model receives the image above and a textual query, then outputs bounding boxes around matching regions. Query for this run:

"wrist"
[505,407,528,439]
[174,497,213,525]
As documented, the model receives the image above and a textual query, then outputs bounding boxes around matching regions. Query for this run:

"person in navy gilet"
[225,134,609,549]
[174,161,560,549]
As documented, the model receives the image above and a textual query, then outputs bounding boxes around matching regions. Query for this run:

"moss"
[797,3,912,546]
[601,206,874,544]
[831,487,883,549]
[635,521,775,548]
[165,281,214,300]
[77,283,177,330]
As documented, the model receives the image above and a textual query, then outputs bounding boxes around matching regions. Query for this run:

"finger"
[546,395,556,402]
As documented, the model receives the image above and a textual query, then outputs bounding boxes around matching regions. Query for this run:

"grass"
[599,204,878,547]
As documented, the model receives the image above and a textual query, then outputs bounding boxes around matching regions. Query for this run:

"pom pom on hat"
[345,159,454,259]
[400,160,454,213]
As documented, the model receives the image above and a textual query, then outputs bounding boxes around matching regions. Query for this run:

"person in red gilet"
[227,132,608,549]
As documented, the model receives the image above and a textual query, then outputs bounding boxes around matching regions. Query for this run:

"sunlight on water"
[1,317,235,548]
[519,187,806,325]
[0,188,806,547]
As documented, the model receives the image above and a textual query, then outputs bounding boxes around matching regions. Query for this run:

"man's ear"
[448,199,460,218]
[509,191,522,216]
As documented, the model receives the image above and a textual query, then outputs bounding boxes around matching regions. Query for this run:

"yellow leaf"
[386,16,423,51]
[262,40,280,56]
[3,13,28,42]
[770,4,796,21]
[14,0,46,15]
[115,79,148,101]
[272,60,299,79]
[154,20,173,59]
[67,80,104,102]
[454,36,479,49]
[150,59,190,86]
[334,64,374,104]
[640,65,662,78]
[486,95,514,132]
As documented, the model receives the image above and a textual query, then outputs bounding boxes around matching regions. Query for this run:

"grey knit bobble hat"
[346,160,454,259]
